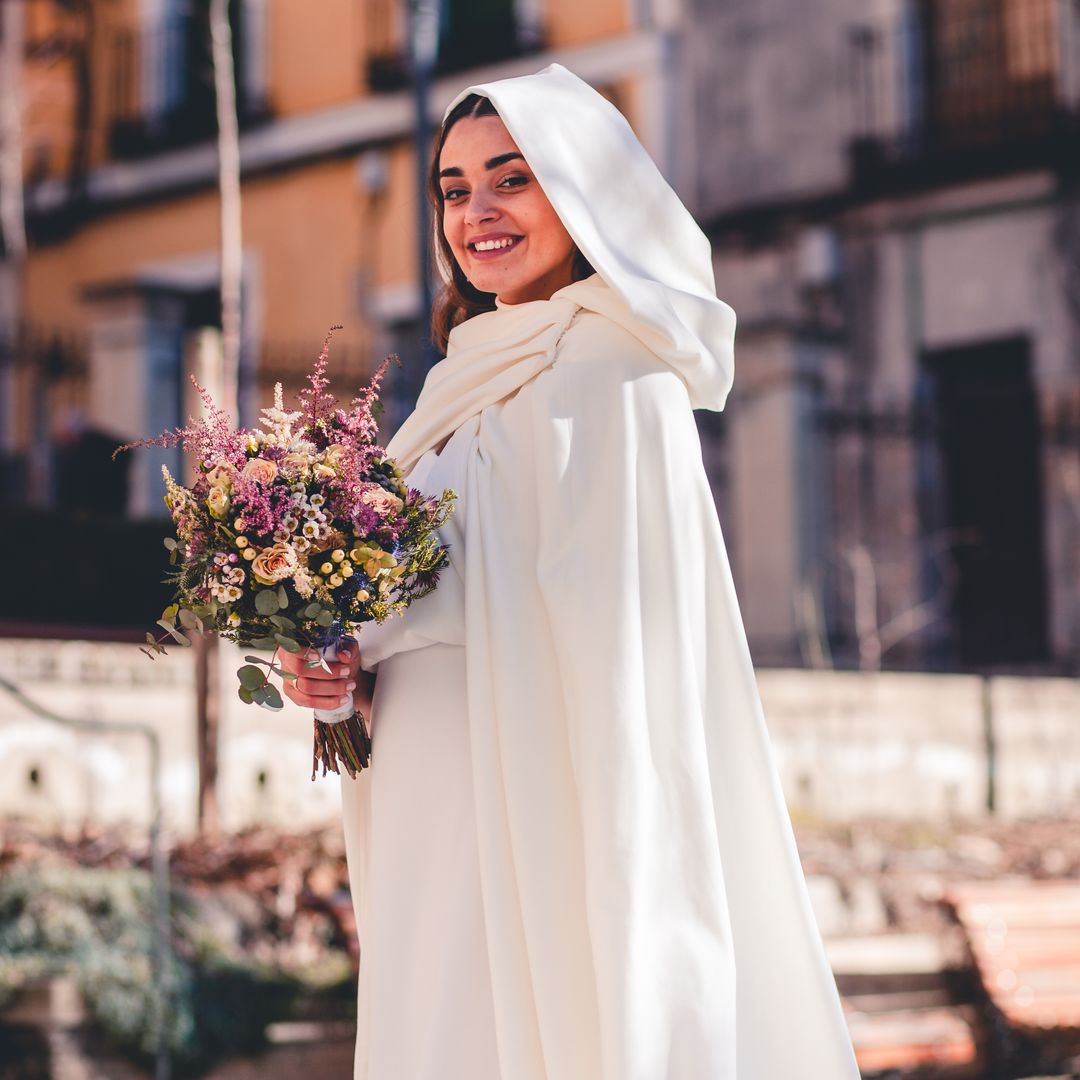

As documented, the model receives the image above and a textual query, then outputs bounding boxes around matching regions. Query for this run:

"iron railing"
[848,0,1080,183]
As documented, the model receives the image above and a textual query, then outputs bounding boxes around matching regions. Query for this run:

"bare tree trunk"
[194,630,220,836]
[210,0,242,422]
[196,0,243,836]
[0,0,26,486]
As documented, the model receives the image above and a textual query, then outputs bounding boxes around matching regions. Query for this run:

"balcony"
[364,0,545,94]
[106,5,270,161]
[846,0,1080,193]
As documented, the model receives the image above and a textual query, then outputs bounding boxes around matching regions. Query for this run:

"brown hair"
[427,93,595,355]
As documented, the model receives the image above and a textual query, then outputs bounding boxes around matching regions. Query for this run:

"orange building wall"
[23,158,368,351]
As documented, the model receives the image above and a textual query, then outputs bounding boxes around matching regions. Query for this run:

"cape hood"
[437,62,737,414]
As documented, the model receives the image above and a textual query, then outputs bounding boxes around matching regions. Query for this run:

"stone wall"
[0,639,1076,835]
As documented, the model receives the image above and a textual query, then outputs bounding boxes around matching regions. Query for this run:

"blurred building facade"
[0,0,675,630]
[0,0,1077,679]
[681,0,1080,675]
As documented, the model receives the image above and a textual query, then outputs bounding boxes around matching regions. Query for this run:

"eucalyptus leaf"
[161,604,179,624]
[243,655,270,666]
[160,625,190,647]
[238,665,265,691]
[251,636,279,651]
[315,610,334,627]
[277,585,289,609]
[163,537,177,551]
[303,603,322,619]
[177,608,199,631]
[260,684,284,711]
[269,614,296,630]
[237,686,254,705]
[274,635,302,653]
[254,590,280,616]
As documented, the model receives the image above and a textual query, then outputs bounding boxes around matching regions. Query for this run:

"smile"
[469,236,524,258]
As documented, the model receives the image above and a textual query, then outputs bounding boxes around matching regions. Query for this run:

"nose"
[463,187,499,228]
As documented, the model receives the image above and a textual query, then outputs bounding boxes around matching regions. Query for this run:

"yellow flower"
[236,536,249,549]
[356,589,370,602]
[329,573,344,588]
[340,563,354,578]
[320,562,334,576]
[331,549,345,563]
[242,547,258,561]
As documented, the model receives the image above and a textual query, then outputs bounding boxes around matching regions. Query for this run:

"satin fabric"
[342,274,860,1078]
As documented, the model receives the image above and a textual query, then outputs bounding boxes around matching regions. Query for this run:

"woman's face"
[438,115,578,305]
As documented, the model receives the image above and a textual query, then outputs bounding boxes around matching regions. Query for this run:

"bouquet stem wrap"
[311,639,372,781]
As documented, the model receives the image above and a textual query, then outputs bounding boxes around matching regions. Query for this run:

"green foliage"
[0,865,308,1076]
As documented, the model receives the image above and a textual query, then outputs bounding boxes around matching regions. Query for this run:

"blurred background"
[1,0,1079,1077]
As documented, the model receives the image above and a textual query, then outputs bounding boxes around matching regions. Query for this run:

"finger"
[294,674,354,697]
[284,684,355,710]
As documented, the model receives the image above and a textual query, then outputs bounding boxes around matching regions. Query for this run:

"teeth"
[473,237,518,251]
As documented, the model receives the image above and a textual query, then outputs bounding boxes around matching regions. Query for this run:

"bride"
[280,63,860,1080]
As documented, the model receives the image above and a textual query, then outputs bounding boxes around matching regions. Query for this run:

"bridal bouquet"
[118,327,456,780]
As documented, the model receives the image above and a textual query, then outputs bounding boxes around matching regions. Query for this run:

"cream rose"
[243,457,278,485]
[362,487,404,517]
[205,462,235,490]
[323,444,349,470]
[251,542,298,586]
[206,486,231,519]
[281,452,310,477]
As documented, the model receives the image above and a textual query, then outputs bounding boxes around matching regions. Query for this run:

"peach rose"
[243,457,278,485]
[250,542,298,586]
[362,487,404,517]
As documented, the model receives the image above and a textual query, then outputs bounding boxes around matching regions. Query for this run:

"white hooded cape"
[361,64,859,1079]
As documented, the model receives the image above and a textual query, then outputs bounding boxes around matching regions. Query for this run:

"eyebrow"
[438,151,525,179]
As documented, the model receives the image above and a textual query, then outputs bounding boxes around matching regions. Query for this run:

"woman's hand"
[279,640,365,713]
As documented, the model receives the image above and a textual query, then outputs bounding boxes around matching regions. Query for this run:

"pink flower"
[243,457,279,485]
[361,488,404,517]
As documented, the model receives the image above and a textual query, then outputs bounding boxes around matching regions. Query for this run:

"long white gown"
[341,419,504,1079]
[340,275,860,1080]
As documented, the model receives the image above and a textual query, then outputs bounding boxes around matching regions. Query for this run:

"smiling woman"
[304,63,861,1080]
[428,94,595,351]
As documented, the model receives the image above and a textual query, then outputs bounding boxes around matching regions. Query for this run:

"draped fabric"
[358,274,861,1079]
[344,60,859,1079]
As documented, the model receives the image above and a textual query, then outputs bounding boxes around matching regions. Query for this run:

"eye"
[442,187,467,202]
[498,174,528,188]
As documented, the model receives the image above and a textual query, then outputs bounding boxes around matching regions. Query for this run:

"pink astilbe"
[112,375,247,467]
[334,352,400,449]
[300,325,343,434]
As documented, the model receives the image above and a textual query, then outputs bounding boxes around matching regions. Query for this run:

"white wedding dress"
[341,417,503,1079]
[335,56,861,1080]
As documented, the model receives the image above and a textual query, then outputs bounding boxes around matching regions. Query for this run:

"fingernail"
[346,681,356,691]
[340,666,350,676]
[340,694,352,706]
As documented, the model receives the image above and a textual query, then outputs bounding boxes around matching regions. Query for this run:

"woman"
[281,63,860,1080]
